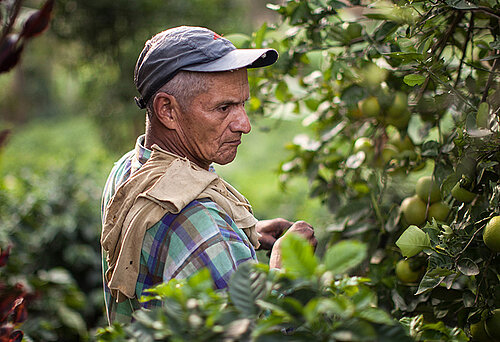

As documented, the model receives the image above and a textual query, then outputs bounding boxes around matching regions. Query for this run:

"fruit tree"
[243,0,499,340]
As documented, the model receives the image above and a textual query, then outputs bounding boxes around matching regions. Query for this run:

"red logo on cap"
[214,33,223,40]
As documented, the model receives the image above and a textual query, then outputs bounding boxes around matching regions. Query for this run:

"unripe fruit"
[484,309,500,341]
[401,195,427,226]
[470,320,490,342]
[387,92,408,118]
[358,96,381,117]
[381,144,399,164]
[451,183,476,203]
[395,259,421,283]
[428,202,450,222]
[416,176,441,204]
[483,216,500,252]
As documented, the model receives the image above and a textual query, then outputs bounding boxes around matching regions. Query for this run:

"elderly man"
[100,26,316,324]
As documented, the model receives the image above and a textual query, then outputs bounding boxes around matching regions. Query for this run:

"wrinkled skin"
[269,221,317,269]
[147,68,251,170]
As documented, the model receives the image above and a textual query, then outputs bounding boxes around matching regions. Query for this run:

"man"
[100,26,316,324]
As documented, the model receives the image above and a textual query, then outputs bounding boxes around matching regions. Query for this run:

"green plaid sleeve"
[103,198,257,324]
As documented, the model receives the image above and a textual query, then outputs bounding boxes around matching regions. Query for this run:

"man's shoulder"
[166,198,233,229]
[101,150,135,216]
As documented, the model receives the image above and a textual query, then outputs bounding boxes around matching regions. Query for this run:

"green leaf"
[457,258,479,276]
[57,306,87,337]
[415,271,446,295]
[356,307,395,325]
[403,74,426,86]
[445,0,478,9]
[280,233,318,278]
[228,261,267,317]
[476,102,490,128]
[324,240,367,275]
[396,226,431,258]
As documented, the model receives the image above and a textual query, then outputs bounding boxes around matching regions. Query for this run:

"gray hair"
[146,71,211,117]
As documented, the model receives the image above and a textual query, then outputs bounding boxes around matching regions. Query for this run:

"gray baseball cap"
[133,26,279,109]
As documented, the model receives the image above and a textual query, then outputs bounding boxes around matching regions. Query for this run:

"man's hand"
[255,218,293,250]
[269,221,317,269]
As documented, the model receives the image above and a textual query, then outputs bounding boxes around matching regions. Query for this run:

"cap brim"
[181,48,278,72]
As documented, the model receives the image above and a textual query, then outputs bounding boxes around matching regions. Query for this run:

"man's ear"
[152,92,180,130]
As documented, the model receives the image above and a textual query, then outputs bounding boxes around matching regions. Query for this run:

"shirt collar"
[131,135,151,174]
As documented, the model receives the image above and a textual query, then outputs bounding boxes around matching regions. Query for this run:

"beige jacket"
[101,145,260,302]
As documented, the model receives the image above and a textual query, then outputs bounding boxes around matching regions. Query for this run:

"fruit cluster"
[400,176,450,226]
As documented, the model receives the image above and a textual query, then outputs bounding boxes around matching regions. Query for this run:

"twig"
[454,13,474,88]
[0,0,22,43]
[481,50,500,103]
[415,12,464,104]
[471,7,500,20]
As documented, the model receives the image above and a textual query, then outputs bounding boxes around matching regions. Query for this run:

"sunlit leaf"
[324,240,367,275]
[396,226,431,258]
[280,232,318,278]
[403,74,426,86]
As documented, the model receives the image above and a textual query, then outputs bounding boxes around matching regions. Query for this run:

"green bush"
[97,237,413,341]
[0,116,113,340]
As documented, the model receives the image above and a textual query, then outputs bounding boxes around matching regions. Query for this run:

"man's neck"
[144,132,210,170]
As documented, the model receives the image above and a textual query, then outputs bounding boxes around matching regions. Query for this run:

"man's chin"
[213,150,238,166]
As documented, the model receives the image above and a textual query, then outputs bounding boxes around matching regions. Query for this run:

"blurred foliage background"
[0,0,333,340]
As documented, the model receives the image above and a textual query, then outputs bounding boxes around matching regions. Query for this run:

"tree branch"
[454,13,474,88]
[481,50,500,103]
[0,0,22,43]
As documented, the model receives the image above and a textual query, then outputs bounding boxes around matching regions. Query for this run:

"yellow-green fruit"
[428,202,450,222]
[386,110,411,129]
[485,309,500,341]
[359,96,381,117]
[451,183,476,203]
[388,92,408,118]
[395,259,421,283]
[401,195,427,226]
[381,144,399,164]
[483,216,500,252]
[416,176,441,204]
[470,320,490,342]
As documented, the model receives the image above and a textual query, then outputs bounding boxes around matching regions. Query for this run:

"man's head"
[135,26,278,169]
[134,26,278,109]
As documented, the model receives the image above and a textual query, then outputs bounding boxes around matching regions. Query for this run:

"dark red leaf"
[20,0,55,39]
[10,299,26,324]
[0,246,11,267]
[0,284,25,324]
[0,324,14,342]
[0,130,10,149]
[0,35,24,74]
[8,330,23,342]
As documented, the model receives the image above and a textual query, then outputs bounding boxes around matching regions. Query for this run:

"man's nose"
[232,105,251,134]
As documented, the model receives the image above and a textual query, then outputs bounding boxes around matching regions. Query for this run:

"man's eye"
[219,105,230,112]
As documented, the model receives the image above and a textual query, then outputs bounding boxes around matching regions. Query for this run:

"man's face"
[175,68,251,168]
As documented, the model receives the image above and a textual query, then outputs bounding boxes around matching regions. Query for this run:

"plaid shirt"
[101,136,257,324]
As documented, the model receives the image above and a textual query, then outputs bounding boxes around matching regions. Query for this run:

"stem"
[481,50,500,103]
[370,192,385,231]
[454,13,474,88]
[454,216,491,260]
[0,0,22,44]
[474,253,493,305]
[415,12,464,104]
[425,67,476,110]
[471,7,500,20]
